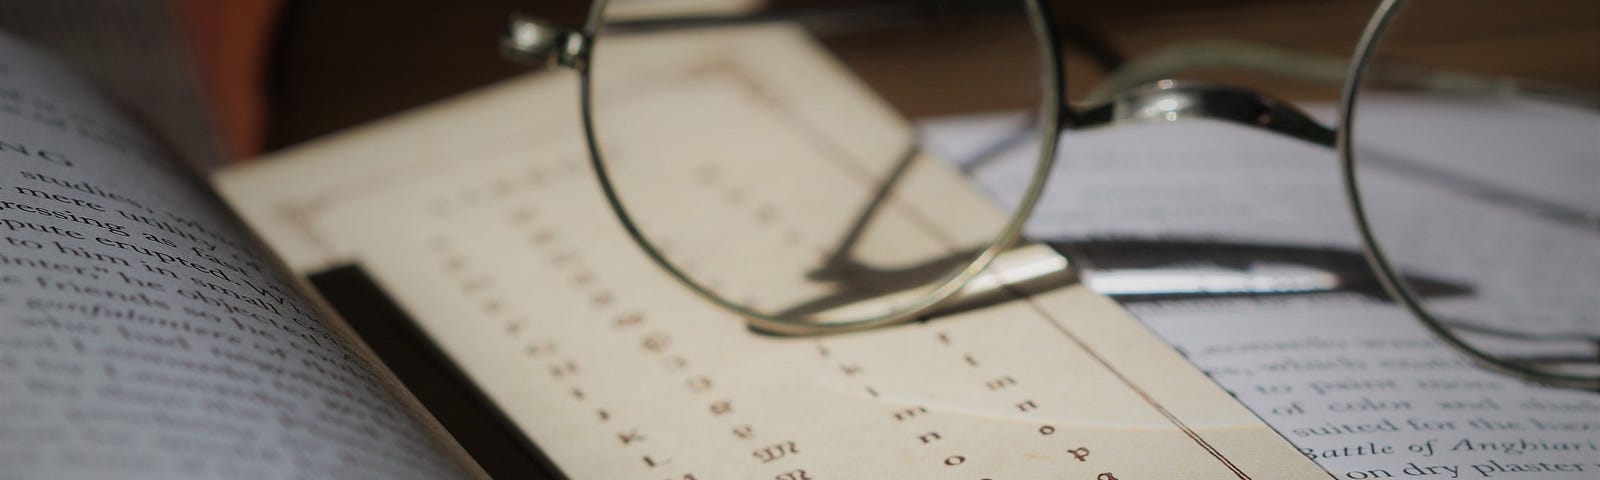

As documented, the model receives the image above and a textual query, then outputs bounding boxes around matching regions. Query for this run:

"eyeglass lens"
[1347,0,1599,380]
[582,0,1055,325]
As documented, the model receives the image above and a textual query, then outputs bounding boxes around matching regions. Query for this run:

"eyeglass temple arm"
[596,1,1003,34]
[592,1,1125,72]
[501,2,1126,73]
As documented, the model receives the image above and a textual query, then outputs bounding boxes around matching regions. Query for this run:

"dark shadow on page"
[775,140,987,322]
[1048,238,1472,303]
[310,265,566,480]
[748,238,1472,336]
[781,246,985,319]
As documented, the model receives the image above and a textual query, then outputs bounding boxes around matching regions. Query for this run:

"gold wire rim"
[565,0,1600,386]
[1339,0,1600,390]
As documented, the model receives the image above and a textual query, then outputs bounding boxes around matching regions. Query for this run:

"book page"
[0,32,481,479]
[0,2,227,170]
[1131,295,1600,480]
[217,25,1328,478]
[920,108,1600,478]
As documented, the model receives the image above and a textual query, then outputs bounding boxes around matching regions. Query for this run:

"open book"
[1,26,1329,479]
[922,98,1600,478]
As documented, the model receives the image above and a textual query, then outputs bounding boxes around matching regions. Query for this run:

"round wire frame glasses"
[504,0,1599,390]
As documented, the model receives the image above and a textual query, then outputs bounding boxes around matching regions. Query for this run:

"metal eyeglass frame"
[503,0,1598,390]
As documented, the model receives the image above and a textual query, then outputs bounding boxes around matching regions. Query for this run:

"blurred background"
[0,0,1593,165]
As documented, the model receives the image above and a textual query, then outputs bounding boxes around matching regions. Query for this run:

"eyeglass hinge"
[501,14,588,69]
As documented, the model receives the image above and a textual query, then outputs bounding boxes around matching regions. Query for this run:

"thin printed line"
[1021,298,1255,480]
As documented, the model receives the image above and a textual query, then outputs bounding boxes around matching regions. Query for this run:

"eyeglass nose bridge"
[1066,80,1337,148]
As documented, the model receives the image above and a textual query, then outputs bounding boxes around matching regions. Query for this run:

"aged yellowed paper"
[218,25,1327,479]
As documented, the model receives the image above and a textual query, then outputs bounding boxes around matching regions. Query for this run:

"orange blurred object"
[170,0,282,161]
